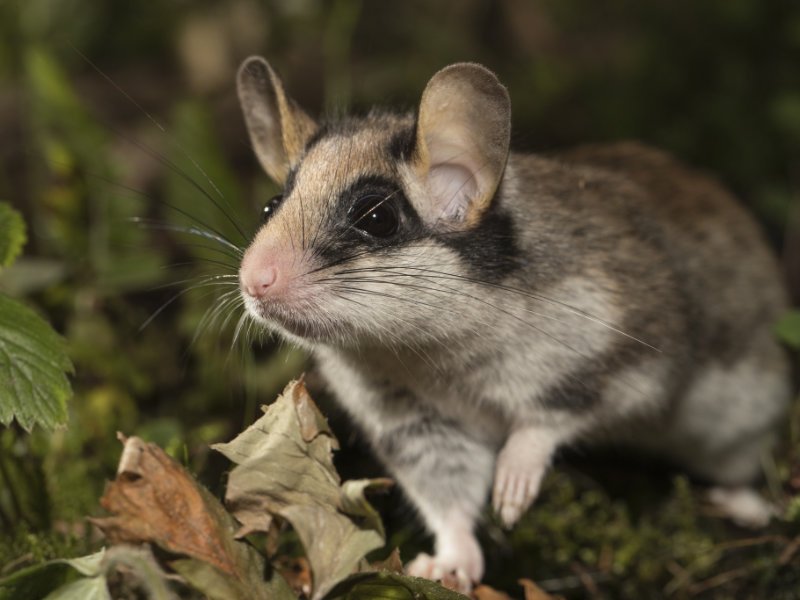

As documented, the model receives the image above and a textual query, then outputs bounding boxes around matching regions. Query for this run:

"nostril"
[244,266,278,298]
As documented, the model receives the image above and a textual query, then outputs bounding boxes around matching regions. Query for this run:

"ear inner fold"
[414,63,511,227]
[237,56,317,185]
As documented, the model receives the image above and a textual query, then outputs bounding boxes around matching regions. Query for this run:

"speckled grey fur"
[236,57,793,587]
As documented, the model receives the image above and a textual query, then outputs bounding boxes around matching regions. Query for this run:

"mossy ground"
[1,1,799,597]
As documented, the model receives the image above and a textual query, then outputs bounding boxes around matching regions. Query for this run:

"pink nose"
[242,266,278,298]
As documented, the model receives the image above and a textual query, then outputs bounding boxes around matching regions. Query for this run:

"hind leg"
[695,433,778,527]
[707,486,776,527]
[655,355,790,527]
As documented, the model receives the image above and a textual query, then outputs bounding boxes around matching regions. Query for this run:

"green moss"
[0,527,96,572]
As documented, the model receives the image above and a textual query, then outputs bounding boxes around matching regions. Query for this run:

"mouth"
[243,294,328,340]
[270,313,324,339]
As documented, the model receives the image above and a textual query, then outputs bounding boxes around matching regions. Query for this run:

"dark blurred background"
[1,0,799,597]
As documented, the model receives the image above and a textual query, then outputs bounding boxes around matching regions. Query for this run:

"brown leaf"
[292,376,337,444]
[519,578,562,600]
[473,584,514,599]
[275,556,312,598]
[370,548,404,574]
[93,435,235,574]
[92,435,272,599]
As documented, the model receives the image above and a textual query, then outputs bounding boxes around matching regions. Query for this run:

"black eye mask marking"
[313,175,423,266]
[433,190,522,282]
[269,163,520,284]
[387,123,417,162]
[283,165,300,197]
[310,174,521,282]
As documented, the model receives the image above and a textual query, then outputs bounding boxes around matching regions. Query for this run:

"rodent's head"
[237,57,512,346]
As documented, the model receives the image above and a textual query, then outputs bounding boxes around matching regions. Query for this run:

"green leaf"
[775,310,800,349]
[43,576,110,600]
[323,572,469,600]
[0,293,73,431]
[0,562,76,600]
[0,550,107,600]
[213,379,391,600]
[171,559,277,600]
[0,202,26,270]
[100,545,176,600]
[57,551,106,577]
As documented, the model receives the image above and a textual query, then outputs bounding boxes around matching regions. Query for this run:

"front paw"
[492,432,550,528]
[406,533,483,593]
[492,464,544,528]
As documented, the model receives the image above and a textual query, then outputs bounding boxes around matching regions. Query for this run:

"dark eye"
[349,195,399,238]
[261,194,283,223]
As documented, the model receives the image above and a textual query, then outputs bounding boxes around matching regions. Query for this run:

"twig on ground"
[687,566,754,596]
[569,562,600,597]
[778,535,800,565]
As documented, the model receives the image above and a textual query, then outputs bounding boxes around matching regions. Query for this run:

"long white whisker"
[335,263,660,352]
[130,218,243,254]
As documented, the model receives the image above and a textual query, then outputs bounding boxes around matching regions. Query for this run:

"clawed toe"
[406,553,472,593]
[406,528,483,594]
[498,501,524,529]
[708,487,776,528]
[406,552,434,578]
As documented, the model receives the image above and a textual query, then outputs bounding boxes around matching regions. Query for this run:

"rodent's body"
[235,59,792,588]
[320,142,789,476]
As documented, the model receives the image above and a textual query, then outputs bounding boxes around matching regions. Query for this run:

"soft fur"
[236,57,792,589]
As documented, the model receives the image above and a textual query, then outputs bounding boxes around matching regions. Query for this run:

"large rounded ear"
[412,63,511,228]
[237,57,317,185]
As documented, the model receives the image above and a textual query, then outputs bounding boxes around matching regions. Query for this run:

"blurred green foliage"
[0,204,26,269]
[0,0,799,597]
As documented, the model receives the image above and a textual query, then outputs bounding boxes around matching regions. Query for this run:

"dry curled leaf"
[275,556,312,598]
[213,378,392,600]
[370,548,404,574]
[472,584,514,600]
[469,580,562,600]
[92,435,273,600]
[519,578,562,600]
